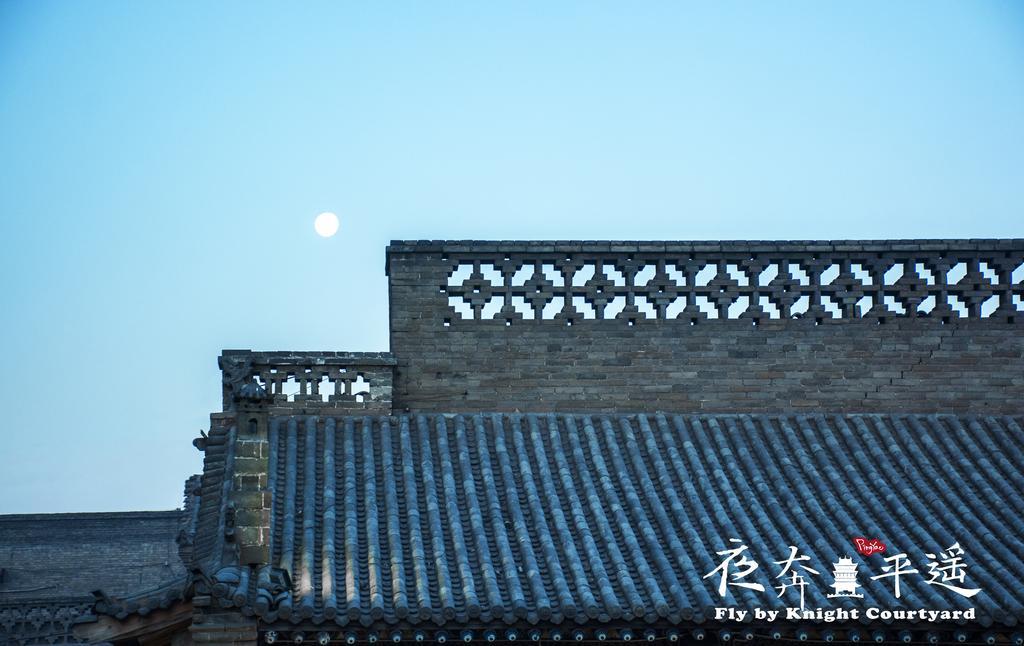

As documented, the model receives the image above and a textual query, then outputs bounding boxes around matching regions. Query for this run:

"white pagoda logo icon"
[827,557,864,598]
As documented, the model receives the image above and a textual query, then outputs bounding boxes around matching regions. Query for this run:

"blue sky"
[1,1,1022,513]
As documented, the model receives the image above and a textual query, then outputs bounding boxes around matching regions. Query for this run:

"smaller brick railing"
[218,350,395,414]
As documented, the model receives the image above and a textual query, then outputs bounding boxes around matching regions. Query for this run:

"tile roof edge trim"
[0,510,182,521]
[259,412,1024,421]
[384,238,1024,273]
[387,238,1024,252]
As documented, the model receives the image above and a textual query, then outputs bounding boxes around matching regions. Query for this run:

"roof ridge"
[0,510,181,521]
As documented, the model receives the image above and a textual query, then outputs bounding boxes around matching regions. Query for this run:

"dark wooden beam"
[73,601,193,644]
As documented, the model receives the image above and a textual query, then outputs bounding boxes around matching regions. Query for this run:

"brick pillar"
[189,607,257,645]
[231,403,271,565]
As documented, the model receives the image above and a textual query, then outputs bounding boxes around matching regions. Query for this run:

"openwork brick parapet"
[219,350,395,413]
[393,240,1024,325]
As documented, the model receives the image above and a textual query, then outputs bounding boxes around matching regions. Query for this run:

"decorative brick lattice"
[443,250,1024,324]
[219,351,395,413]
[0,602,92,645]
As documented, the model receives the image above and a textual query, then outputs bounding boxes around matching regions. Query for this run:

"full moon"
[314,212,340,238]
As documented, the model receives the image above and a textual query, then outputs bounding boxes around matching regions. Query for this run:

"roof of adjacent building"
[0,509,190,644]
[0,511,186,603]
[198,412,1024,629]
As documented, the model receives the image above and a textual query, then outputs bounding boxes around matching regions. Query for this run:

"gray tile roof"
[204,413,1024,630]
[0,510,188,644]
[0,511,186,602]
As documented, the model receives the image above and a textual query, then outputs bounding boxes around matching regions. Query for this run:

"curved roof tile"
[205,413,1024,629]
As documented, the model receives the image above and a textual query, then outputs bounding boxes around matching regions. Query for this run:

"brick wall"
[386,240,1024,414]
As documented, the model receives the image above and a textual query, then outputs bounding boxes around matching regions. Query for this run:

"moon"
[314,212,339,238]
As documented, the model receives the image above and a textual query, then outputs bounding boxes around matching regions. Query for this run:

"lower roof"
[203,413,1024,630]
[0,510,185,603]
[0,510,189,644]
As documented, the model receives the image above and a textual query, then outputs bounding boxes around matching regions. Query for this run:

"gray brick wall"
[0,511,185,600]
[387,240,1024,414]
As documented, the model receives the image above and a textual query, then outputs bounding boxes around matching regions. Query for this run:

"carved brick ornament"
[443,251,1024,323]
